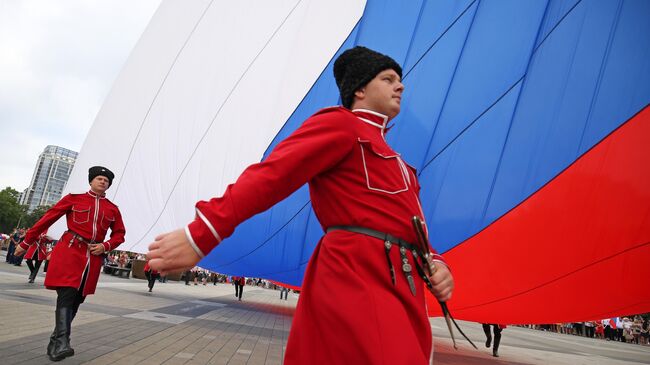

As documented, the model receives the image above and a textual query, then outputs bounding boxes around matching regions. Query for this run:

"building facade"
[21,145,78,212]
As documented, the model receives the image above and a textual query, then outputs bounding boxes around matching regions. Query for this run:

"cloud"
[0,0,160,191]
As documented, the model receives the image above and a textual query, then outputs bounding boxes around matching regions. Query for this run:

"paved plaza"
[1,256,648,365]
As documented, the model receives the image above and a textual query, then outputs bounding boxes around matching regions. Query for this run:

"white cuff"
[184,225,205,258]
[196,208,222,244]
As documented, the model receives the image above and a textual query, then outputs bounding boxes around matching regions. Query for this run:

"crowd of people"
[3,232,294,302]
[521,317,650,345]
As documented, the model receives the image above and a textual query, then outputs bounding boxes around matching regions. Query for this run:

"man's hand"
[426,259,454,302]
[13,246,26,257]
[89,243,105,256]
[146,229,201,276]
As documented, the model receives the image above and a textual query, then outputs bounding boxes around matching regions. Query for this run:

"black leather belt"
[327,225,419,252]
[66,230,94,245]
[327,225,425,296]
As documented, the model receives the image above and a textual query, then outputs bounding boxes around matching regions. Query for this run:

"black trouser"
[6,242,15,262]
[146,272,159,290]
[26,259,42,278]
[234,283,243,300]
[605,326,613,340]
[280,288,288,300]
[56,287,86,314]
[574,322,583,336]
[585,326,595,338]
[483,324,502,353]
[57,266,88,318]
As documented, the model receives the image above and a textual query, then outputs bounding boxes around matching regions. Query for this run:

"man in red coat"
[143,261,160,292]
[146,46,454,364]
[24,233,51,283]
[15,166,126,361]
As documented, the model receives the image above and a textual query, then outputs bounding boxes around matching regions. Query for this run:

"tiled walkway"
[1,254,648,365]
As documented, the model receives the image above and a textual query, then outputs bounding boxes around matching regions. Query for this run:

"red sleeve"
[103,208,125,252]
[21,195,74,249]
[186,109,356,257]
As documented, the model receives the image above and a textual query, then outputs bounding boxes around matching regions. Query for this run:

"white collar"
[87,190,106,198]
[352,109,389,129]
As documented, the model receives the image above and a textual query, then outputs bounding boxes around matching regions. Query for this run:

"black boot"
[28,270,37,283]
[492,332,501,357]
[46,330,56,358]
[48,307,74,361]
[65,304,80,357]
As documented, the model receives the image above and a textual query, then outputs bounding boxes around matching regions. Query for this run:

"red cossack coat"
[24,234,50,261]
[22,190,126,295]
[185,107,448,364]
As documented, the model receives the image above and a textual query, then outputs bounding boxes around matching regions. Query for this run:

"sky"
[0,0,161,192]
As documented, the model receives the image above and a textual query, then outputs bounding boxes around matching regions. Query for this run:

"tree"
[23,204,52,228]
[0,187,26,233]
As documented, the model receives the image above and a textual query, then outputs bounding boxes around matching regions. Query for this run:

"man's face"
[353,69,404,119]
[90,175,110,194]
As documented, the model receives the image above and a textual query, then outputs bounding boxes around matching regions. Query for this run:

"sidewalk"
[1,254,649,364]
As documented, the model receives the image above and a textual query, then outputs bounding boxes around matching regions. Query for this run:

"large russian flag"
[59,0,649,323]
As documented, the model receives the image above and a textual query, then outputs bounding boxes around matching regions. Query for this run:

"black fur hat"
[88,166,115,186]
[333,46,402,109]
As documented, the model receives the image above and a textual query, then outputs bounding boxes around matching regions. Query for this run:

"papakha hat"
[333,46,402,109]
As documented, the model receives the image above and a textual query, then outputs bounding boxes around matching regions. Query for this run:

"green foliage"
[0,188,53,233]
[23,204,52,228]
[0,187,26,233]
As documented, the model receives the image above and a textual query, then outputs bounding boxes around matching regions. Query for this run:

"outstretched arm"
[16,196,73,256]
[147,109,355,273]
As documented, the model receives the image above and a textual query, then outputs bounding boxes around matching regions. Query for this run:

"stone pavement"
[1,255,649,365]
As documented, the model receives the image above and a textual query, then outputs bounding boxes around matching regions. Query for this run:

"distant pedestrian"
[24,233,51,283]
[640,318,649,345]
[280,286,289,300]
[233,276,244,301]
[584,321,595,338]
[595,321,605,339]
[143,261,159,292]
[8,229,26,265]
[483,323,506,357]
[632,316,643,344]
[603,318,614,340]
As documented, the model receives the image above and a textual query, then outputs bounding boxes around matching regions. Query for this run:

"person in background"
[584,320,595,338]
[9,228,26,266]
[14,166,125,362]
[24,233,51,283]
[632,316,643,344]
[595,321,605,339]
[143,260,160,292]
[483,323,506,357]
[623,317,634,343]
[233,276,244,301]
